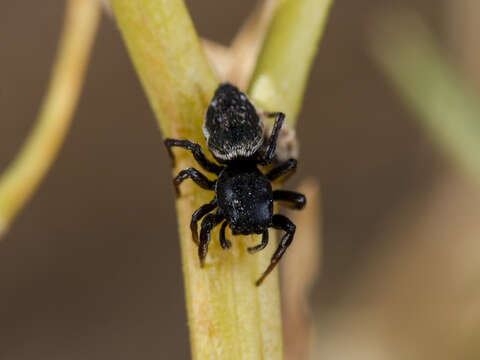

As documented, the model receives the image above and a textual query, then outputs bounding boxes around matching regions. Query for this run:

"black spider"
[165,83,306,286]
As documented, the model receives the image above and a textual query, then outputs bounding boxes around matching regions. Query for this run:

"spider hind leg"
[255,214,295,286]
[273,190,306,210]
[247,230,269,254]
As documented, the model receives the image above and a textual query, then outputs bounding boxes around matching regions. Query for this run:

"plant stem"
[248,0,334,124]
[370,11,480,182]
[111,0,334,358]
[227,0,278,90]
[0,0,100,237]
[110,1,283,359]
[109,0,218,139]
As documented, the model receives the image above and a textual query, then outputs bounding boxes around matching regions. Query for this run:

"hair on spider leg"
[164,82,306,285]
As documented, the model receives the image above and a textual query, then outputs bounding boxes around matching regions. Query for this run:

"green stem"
[110,0,334,358]
[371,12,480,182]
[248,0,334,125]
[110,1,283,359]
[0,0,100,237]
[110,0,217,140]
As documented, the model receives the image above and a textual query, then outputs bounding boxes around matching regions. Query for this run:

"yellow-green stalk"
[370,11,480,182]
[110,1,282,358]
[0,0,100,237]
[249,0,334,125]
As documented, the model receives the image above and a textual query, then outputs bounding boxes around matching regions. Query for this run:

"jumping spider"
[165,83,306,286]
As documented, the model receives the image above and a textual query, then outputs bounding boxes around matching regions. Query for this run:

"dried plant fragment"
[201,39,232,81]
[228,0,278,90]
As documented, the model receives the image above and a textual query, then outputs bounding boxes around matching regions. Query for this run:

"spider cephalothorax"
[165,82,305,285]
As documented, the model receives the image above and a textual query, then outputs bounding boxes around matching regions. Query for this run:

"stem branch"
[0,0,100,237]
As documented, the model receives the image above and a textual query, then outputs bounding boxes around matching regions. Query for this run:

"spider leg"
[256,214,295,286]
[260,112,285,165]
[247,230,269,254]
[199,213,224,267]
[266,158,297,182]
[273,190,306,210]
[219,221,231,249]
[190,198,217,245]
[173,167,216,197]
[164,138,223,174]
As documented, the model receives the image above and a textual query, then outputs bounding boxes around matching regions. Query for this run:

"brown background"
[0,1,448,359]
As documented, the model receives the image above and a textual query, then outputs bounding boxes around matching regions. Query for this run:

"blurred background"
[1,1,480,359]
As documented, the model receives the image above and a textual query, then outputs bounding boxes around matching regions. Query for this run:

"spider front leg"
[164,138,223,174]
[256,214,296,286]
[173,167,216,197]
[273,190,306,210]
[199,213,224,267]
[190,198,217,244]
[266,158,297,182]
[260,112,285,165]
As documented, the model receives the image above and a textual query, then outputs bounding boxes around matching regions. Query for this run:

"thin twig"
[0,0,101,238]
[370,10,480,182]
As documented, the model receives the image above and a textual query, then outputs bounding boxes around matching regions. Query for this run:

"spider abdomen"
[216,164,273,235]
[203,83,264,162]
